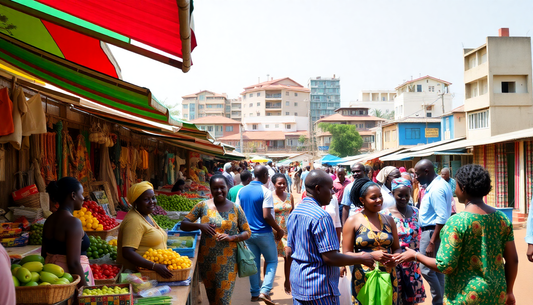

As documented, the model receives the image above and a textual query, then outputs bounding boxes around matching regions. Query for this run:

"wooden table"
[167,238,201,305]
[5,245,41,257]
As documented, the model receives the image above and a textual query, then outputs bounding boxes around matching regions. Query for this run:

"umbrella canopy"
[320,154,344,166]
[250,156,271,163]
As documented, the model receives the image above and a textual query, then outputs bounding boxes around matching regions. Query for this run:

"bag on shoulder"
[237,241,257,277]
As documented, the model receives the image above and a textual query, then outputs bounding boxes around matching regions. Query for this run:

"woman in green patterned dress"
[395,164,518,305]
[181,174,252,305]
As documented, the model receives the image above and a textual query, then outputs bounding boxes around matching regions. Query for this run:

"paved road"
[200,192,532,304]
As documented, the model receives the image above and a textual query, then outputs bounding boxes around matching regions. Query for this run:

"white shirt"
[381,185,396,210]
[324,196,342,228]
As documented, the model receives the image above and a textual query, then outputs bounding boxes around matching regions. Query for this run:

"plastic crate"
[167,229,199,258]
[171,222,201,234]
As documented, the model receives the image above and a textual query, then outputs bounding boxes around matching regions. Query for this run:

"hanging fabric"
[54,121,63,179]
[75,134,94,194]
[0,87,14,136]
[0,86,26,149]
[167,153,175,185]
[62,126,77,178]
[99,145,120,212]
[495,144,508,208]
[0,145,5,181]
[22,93,47,136]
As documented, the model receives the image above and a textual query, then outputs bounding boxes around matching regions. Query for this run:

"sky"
[108,0,533,114]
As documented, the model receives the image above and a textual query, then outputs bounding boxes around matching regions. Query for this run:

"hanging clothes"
[0,145,5,181]
[0,87,14,136]
[22,93,47,136]
[75,134,93,193]
[62,127,77,178]
[0,86,26,149]
[99,146,119,208]
[167,153,175,185]
[40,132,57,184]
[54,121,63,178]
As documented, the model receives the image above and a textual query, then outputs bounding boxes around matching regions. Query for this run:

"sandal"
[259,293,277,305]
[251,296,260,302]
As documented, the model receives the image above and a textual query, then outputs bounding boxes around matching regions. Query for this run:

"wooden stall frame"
[88,181,116,215]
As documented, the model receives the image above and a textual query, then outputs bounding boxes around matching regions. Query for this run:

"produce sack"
[237,241,257,277]
[356,268,393,305]
[339,271,352,305]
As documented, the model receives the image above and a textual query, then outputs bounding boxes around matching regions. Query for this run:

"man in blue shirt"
[415,159,452,305]
[300,165,311,192]
[286,170,374,305]
[341,163,366,225]
[236,165,284,304]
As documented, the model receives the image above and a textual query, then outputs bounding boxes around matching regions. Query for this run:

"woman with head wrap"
[342,177,401,305]
[382,178,426,305]
[375,166,401,210]
[117,181,172,278]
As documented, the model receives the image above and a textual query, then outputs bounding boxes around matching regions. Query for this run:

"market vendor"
[117,181,172,278]
[42,177,93,287]
[171,179,185,193]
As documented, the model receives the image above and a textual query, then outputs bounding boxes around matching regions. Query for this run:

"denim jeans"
[245,232,278,296]
[420,229,445,305]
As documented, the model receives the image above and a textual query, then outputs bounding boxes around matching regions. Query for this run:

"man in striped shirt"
[286,170,374,305]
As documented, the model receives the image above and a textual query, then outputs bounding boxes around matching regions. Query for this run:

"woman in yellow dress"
[117,181,172,278]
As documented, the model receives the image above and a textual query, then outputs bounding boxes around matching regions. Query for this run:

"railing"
[266,94,282,98]
[266,104,281,109]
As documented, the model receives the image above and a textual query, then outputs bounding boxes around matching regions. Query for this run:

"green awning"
[0,32,177,125]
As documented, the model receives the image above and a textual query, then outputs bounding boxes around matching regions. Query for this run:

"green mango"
[22,262,43,272]
[10,264,21,270]
[61,273,74,283]
[54,278,70,285]
[20,255,45,265]
[24,281,39,287]
[12,276,19,287]
[16,267,32,284]
[39,271,59,284]
[11,267,20,276]
[39,282,51,285]
[43,264,64,278]
[30,271,40,282]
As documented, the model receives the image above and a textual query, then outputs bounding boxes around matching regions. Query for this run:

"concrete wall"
[398,122,441,146]
[383,125,399,149]
[242,115,308,132]
[441,115,454,140]
[241,89,309,118]
[394,85,453,120]
[454,112,467,139]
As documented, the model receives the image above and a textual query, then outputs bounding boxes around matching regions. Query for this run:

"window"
[426,112,432,117]
[243,95,246,100]
[286,124,291,129]
[199,95,205,101]
[446,117,450,130]
[295,93,298,96]
[226,126,233,132]
[294,102,298,107]
[249,103,252,107]
[265,125,269,129]
[502,82,516,93]
[184,114,188,119]
[286,92,289,96]
[294,112,298,116]
[257,93,261,97]
[257,112,260,116]
[286,101,290,106]
[405,128,420,139]
[207,126,213,132]
[249,94,253,97]
[253,124,258,130]
[468,110,489,130]
[199,105,204,109]
[190,114,195,120]
[217,104,223,108]
[416,84,422,92]
[257,102,260,106]
[249,113,253,116]
[182,104,187,109]
[429,86,435,92]
[384,131,390,142]
[226,106,230,111]
[275,124,279,128]
[285,112,289,115]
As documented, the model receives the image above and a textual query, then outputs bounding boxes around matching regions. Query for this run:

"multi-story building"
[393,75,453,120]
[349,90,396,117]
[181,90,229,120]
[463,29,533,138]
[441,105,466,141]
[240,77,310,118]
[309,76,341,124]
[229,97,242,121]
[315,107,385,155]
[379,117,442,150]
[189,116,242,140]
[241,115,308,133]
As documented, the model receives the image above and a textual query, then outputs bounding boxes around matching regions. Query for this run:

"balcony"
[266,102,281,109]
[232,105,242,109]
[266,93,282,99]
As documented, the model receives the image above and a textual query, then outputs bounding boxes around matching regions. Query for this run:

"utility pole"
[440,93,445,114]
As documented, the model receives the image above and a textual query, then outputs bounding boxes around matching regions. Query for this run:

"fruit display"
[156,195,198,212]
[73,208,103,231]
[152,215,180,230]
[190,182,209,192]
[82,201,120,230]
[87,235,117,260]
[28,223,43,245]
[167,236,194,248]
[10,257,74,286]
[90,264,121,280]
[142,248,192,270]
[151,205,167,216]
[108,238,117,246]
[81,285,129,296]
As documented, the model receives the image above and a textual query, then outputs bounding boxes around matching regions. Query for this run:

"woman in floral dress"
[181,175,251,305]
[395,165,518,305]
[264,173,294,281]
[383,177,426,305]
[342,177,401,305]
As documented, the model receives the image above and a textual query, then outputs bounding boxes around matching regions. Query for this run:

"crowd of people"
[0,158,525,305]
[180,159,520,305]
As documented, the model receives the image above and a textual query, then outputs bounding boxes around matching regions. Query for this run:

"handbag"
[236,241,257,277]
[356,265,393,305]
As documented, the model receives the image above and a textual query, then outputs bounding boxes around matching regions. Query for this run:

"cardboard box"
[78,283,133,305]
[12,185,39,201]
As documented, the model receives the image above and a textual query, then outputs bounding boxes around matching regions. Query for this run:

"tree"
[318,123,363,157]
[298,135,307,144]
[371,109,394,120]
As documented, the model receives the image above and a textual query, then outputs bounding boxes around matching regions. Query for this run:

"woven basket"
[15,193,41,208]
[86,225,119,239]
[15,274,80,305]
[94,264,123,285]
[138,267,190,282]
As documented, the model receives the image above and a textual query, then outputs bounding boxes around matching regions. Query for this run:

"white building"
[349,90,396,117]
[393,75,453,120]
[242,115,309,133]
